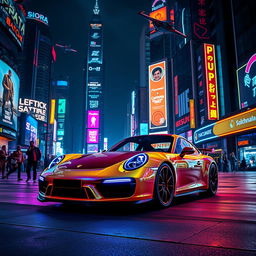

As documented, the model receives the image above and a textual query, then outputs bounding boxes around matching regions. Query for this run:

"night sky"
[24,0,149,151]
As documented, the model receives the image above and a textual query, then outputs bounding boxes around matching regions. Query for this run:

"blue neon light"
[102,178,133,184]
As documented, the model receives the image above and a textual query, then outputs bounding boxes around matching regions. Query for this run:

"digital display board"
[87,129,99,143]
[0,0,26,48]
[23,115,38,146]
[237,53,256,109]
[148,60,167,130]
[0,59,20,131]
[87,110,99,129]
[204,44,219,120]
[149,6,167,33]
[58,99,66,114]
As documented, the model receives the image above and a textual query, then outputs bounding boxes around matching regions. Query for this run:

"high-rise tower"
[84,0,104,153]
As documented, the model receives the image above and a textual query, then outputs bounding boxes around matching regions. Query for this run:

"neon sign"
[27,11,49,25]
[237,53,256,109]
[204,44,219,120]
[151,0,166,11]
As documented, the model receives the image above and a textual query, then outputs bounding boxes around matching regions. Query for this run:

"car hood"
[58,151,141,169]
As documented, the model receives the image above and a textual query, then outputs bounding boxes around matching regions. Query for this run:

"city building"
[0,0,26,150]
[84,0,104,153]
[19,10,53,158]
[140,0,256,170]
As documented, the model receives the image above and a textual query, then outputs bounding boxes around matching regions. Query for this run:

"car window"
[114,142,140,152]
[151,142,172,152]
[174,138,198,154]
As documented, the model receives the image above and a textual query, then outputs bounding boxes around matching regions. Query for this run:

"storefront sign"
[237,53,256,109]
[194,108,256,143]
[149,61,167,130]
[18,98,47,122]
[204,43,219,120]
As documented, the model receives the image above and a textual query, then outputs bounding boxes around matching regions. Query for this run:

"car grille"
[97,179,136,198]
[51,179,95,199]
[39,180,48,194]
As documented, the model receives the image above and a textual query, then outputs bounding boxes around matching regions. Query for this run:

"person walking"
[230,152,237,172]
[0,146,6,178]
[222,152,229,172]
[26,141,41,182]
[6,146,24,180]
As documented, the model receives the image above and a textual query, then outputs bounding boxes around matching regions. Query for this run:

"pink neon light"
[87,110,100,129]
[245,54,256,74]
[152,0,166,7]
[87,129,99,143]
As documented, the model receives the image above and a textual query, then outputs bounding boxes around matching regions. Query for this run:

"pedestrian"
[230,152,237,172]
[240,157,247,171]
[26,141,41,182]
[222,152,229,172]
[0,146,6,178]
[5,146,24,181]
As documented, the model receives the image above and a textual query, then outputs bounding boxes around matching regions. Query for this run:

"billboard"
[0,0,26,48]
[149,61,167,130]
[0,59,20,131]
[18,98,47,122]
[204,44,219,120]
[87,110,99,129]
[149,7,167,34]
[87,129,99,143]
[237,53,256,109]
[21,115,38,146]
[151,0,166,11]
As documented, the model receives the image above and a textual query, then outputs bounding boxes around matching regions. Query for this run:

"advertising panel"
[149,7,167,34]
[237,53,256,109]
[87,129,99,144]
[22,115,38,146]
[50,99,55,124]
[0,0,26,48]
[173,44,193,134]
[204,43,219,120]
[87,110,99,129]
[194,108,256,144]
[149,61,167,130]
[0,59,20,131]
[87,144,98,154]
[19,98,47,122]
[140,123,149,135]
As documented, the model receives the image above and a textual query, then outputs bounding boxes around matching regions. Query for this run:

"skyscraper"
[84,0,104,153]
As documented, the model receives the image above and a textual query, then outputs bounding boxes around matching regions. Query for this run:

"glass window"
[174,138,198,154]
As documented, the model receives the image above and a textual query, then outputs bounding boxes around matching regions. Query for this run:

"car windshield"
[109,135,174,152]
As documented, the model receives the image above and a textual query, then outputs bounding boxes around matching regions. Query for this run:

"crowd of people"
[0,141,41,182]
[216,151,248,172]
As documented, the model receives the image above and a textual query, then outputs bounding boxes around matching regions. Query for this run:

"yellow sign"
[50,99,56,124]
[213,108,256,137]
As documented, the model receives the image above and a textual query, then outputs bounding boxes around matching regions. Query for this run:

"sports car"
[38,134,218,207]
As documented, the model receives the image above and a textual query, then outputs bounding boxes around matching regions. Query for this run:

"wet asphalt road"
[0,172,256,256]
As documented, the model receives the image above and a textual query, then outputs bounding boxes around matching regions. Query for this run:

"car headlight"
[48,155,65,169]
[123,153,148,171]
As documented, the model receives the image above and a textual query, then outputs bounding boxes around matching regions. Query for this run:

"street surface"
[0,171,256,256]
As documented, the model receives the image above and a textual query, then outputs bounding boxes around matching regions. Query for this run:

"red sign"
[204,44,219,120]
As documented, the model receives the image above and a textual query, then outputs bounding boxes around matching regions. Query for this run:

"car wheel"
[207,164,218,196]
[154,163,175,208]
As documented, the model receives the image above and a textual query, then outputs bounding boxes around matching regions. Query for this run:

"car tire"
[206,163,218,196]
[153,163,175,208]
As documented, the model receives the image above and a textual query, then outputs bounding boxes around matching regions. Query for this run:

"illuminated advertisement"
[56,99,66,146]
[191,0,210,40]
[56,80,68,86]
[149,61,167,129]
[0,59,20,131]
[140,123,149,135]
[21,115,38,146]
[27,11,48,26]
[173,44,193,133]
[58,99,66,115]
[204,43,219,120]
[103,137,108,151]
[194,108,256,144]
[50,99,56,124]
[87,110,99,129]
[87,129,99,143]
[189,99,196,129]
[149,7,167,33]
[18,98,47,122]
[87,144,98,154]
[151,0,166,11]
[0,0,26,48]
[196,44,207,126]
[237,53,256,109]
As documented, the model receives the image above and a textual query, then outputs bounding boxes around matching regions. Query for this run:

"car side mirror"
[180,147,195,157]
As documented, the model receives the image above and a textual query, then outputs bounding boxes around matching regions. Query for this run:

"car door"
[174,138,202,192]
